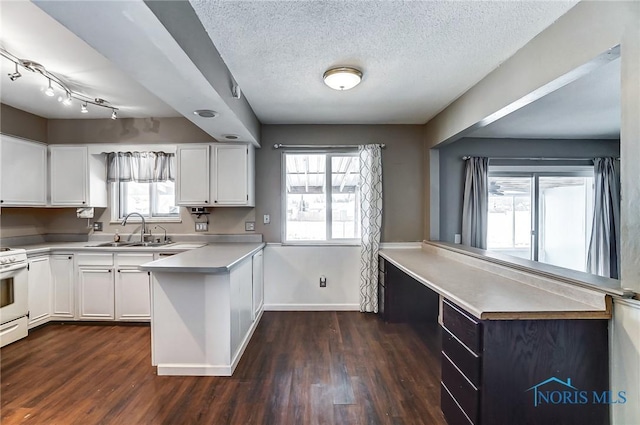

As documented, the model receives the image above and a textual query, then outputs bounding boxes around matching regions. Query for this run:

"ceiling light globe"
[323,67,362,91]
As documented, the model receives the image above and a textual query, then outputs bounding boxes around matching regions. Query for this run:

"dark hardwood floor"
[1,312,446,425]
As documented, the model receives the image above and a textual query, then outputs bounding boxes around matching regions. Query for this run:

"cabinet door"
[212,144,248,205]
[116,269,151,321]
[176,144,210,206]
[27,256,51,328]
[0,135,47,206]
[50,146,88,206]
[252,250,264,320]
[50,255,75,319]
[78,268,114,320]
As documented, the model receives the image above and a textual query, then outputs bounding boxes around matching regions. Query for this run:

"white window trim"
[109,183,182,224]
[281,150,361,245]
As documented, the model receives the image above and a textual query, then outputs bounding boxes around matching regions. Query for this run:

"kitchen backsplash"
[0,206,255,240]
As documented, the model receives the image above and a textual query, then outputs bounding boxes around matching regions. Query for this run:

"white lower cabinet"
[115,254,152,321]
[27,256,52,328]
[76,253,152,322]
[50,254,75,319]
[78,268,115,320]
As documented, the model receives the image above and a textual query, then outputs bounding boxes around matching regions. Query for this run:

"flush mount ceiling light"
[193,109,218,118]
[0,48,119,118]
[323,67,363,91]
[223,134,239,140]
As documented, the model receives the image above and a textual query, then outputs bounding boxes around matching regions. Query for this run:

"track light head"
[111,109,117,120]
[44,79,55,97]
[62,93,72,106]
[81,102,88,114]
[8,63,22,81]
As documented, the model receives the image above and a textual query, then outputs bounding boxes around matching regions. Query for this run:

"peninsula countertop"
[379,244,612,320]
[139,243,265,274]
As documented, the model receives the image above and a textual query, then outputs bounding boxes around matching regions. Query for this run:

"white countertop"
[139,243,265,273]
[379,245,611,320]
[16,241,207,256]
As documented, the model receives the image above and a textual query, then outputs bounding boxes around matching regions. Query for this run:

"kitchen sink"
[91,242,136,247]
[130,242,173,247]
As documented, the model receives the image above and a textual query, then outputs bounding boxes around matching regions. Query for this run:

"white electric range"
[0,247,29,347]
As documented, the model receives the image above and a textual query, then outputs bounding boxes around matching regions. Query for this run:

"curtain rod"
[461,156,619,161]
[273,143,385,149]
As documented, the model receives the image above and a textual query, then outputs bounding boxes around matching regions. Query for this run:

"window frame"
[281,149,361,245]
[488,165,594,263]
[110,181,181,224]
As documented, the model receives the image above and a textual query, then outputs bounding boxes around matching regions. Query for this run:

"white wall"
[264,244,360,310]
[610,298,640,424]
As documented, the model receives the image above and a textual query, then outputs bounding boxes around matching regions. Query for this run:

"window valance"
[106,151,175,183]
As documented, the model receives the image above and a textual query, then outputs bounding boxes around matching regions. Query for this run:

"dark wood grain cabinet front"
[440,298,610,425]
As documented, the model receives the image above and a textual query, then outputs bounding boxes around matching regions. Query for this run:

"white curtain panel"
[587,157,621,279]
[461,157,489,249]
[359,144,383,313]
[106,152,175,183]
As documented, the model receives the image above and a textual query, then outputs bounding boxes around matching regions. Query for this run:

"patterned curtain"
[359,144,383,313]
[461,157,488,249]
[587,158,620,279]
[106,152,175,183]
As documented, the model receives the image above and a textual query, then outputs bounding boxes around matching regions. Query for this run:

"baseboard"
[156,363,232,376]
[264,303,359,311]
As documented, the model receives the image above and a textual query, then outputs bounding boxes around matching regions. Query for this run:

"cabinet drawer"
[116,253,154,267]
[441,382,474,425]
[441,353,479,424]
[77,253,114,266]
[442,326,481,388]
[442,299,481,354]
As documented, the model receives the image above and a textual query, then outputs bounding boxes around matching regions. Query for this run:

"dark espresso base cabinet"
[378,256,610,425]
[441,299,610,425]
[378,258,439,323]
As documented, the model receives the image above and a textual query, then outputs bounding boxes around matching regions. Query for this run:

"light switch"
[263,214,270,224]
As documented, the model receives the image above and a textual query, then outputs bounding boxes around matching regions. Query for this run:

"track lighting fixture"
[1,47,120,117]
[8,63,21,81]
[45,79,55,96]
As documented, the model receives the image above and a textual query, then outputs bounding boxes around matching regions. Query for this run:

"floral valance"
[106,151,175,183]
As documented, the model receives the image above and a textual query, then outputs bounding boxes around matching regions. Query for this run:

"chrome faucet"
[121,212,146,243]
[154,225,168,243]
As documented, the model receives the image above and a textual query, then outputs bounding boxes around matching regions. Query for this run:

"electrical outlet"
[92,222,103,231]
[263,214,270,224]
[320,276,327,287]
[245,221,255,231]
[195,222,208,232]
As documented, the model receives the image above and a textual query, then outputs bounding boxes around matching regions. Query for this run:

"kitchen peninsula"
[379,242,613,425]
[140,243,265,376]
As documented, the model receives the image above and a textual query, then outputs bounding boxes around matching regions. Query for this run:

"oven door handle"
[0,263,28,274]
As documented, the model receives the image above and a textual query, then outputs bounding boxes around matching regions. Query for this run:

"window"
[283,152,360,243]
[487,167,594,272]
[114,181,180,221]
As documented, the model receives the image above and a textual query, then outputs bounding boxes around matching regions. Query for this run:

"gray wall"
[256,125,424,243]
[0,103,48,143]
[437,137,620,243]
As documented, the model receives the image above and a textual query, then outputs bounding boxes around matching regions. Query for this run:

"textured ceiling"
[190,0,579,125]
[0,0,178,119]
[471,58,620,139]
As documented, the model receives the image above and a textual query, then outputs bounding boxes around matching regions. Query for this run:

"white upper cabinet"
[0,135,47,206]
[49,146,107,207]
[175,143,255,207]
[175,144,210,206]
[212,144,255,206]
